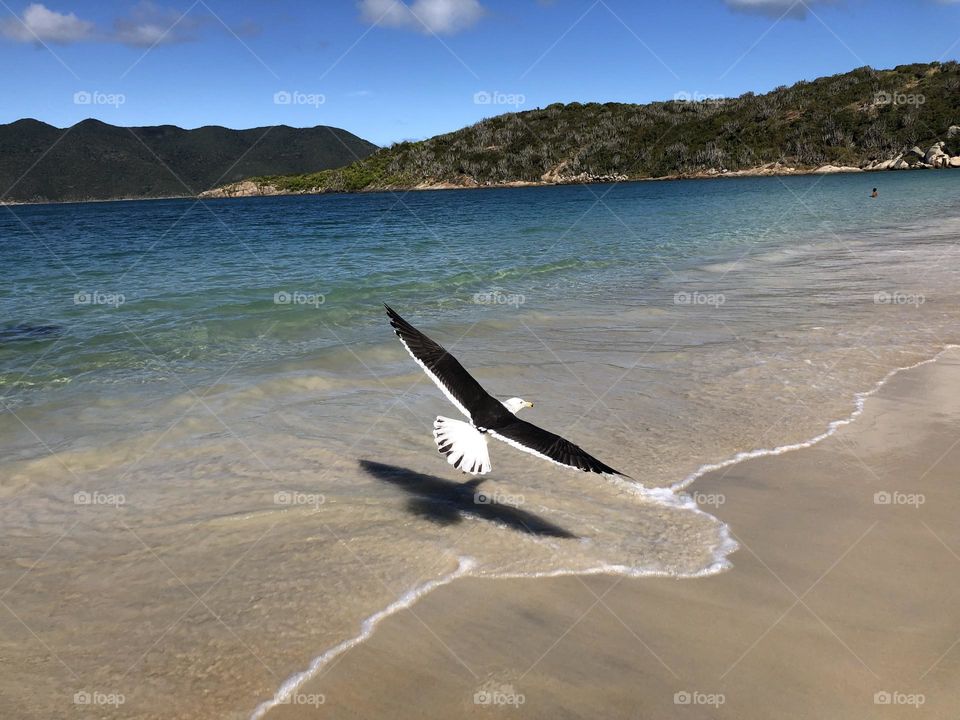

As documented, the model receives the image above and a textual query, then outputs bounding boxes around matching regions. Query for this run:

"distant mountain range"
[0,119,377,203]
[203,61,960,197]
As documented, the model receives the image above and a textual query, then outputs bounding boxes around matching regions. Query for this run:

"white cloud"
[359,0,485,34]
[112,2,201,47]
[724,0,837,19]
[0,3,94,43]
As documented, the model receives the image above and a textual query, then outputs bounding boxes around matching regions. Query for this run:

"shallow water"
[2,172,960,718]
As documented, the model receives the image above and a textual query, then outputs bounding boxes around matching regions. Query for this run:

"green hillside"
[0,120,377,203]
[239,61,960,195]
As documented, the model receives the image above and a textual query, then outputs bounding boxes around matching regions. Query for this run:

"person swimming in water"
[871,188,878,198]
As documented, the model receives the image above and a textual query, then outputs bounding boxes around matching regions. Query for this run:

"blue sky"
[1,0,959,146]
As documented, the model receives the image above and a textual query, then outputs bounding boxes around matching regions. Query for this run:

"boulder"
[951,157,960,168]
[892,158,910,170]
[948,126,960,138]
[906,146,924,159]
[925,142,949,166]
[923,142,950,167]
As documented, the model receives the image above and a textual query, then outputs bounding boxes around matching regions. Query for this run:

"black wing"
[488,418,628,476]
[384,304,496,421]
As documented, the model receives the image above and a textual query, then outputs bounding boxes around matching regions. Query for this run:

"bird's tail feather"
[433,416,491,475]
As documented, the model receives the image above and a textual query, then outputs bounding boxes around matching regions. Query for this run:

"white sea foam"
[249,481,737,720]
[250,345,959,720]
[249,556,478,720]
[671,344,960,492]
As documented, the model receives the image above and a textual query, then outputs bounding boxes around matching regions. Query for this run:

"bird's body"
[385,304,628,478]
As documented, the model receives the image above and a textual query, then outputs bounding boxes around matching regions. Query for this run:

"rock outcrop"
[926,142,950,167]
[198,180,281,199]
[814,164,862,174]
[863,131,960,172]
[540,162,628,185]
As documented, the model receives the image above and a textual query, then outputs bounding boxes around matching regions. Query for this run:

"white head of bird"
[503,397,534,414]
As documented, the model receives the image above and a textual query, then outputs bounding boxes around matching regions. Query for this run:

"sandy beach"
[261,347,960,719]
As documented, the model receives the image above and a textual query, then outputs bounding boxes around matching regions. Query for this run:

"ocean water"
[3,172,960,719]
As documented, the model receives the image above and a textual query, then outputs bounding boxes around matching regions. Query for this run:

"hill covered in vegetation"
[208,61,960,197]
[0,120,377,203]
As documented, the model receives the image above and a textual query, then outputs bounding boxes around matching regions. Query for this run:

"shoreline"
[2,161,950,207]
[252,343,960,720]
[195,162,928,201]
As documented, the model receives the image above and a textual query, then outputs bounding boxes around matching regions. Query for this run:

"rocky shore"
[199,130,960,199]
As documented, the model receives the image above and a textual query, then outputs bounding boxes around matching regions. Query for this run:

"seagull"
[385,304,629,478]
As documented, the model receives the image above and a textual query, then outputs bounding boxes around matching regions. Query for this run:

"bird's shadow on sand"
[359,459,577,539]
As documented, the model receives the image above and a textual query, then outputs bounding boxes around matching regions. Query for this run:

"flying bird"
[385,304,628,478]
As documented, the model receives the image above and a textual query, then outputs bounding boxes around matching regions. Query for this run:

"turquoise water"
[3,172,960,720]
[3,172,957,395]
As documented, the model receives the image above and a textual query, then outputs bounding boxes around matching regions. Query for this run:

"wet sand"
[262,347,960,719]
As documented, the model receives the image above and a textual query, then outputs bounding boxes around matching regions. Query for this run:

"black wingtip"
[383,303,400,327]
[606,465,633,480]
